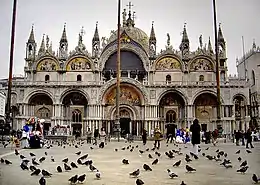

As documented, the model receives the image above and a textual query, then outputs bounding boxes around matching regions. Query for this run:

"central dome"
[108,26,149,51]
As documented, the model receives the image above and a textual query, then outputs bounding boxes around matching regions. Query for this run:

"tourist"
[241,130,245,146]
[93,129,99,145]
[190,119,201,155]
[99,127,106,148]
[86,128,92,144]
[166,124,175,143]
[212,129,218,146]
[245,127,254,149]
[154,127,162,149]
[235,130,241,146]
[142,129,147,145]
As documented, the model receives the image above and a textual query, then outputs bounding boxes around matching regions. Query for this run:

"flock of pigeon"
[0,140,259,185]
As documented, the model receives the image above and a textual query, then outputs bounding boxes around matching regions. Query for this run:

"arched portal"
[62,91,88,137]
[102,50,147,82]
[159,91,186,131]
[233,95,246,130]
[194,93,218,131]
[28,93,53,134]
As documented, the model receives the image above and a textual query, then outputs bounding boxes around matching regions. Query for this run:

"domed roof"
[108,26,149,51]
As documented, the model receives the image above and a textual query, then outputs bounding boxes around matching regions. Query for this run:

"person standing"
[190,119,201,155]
[235,130,241,146]
[86,128,92,144]
[93,129,99,145]
[245,128,254,148]
[154,127,162,149]
[99,127,106,148]
[212,129,218,146]
[142,129,147,145]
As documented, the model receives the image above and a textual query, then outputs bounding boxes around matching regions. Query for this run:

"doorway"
[120,118,130,136]
[72,123,82,136]
[43,122,51,136]
[201,124,207,132]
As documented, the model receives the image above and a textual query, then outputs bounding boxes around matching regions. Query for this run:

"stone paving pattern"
[0,140,259,185]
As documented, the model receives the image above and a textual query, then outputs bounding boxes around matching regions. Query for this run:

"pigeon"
[77,174,86,183]
[39,157,46,163]
[237,166,249,173]
[136,178,144,185]
[224,163,233,169]
[252,174,260,183]
[115,148,118,152]
[139,150,145,154]
[20,162,29,170]
[39,177,46,185]
[42,169,52,177]
[130,169,140,177]
[238,157,242,162]
[143,164,152,171]
[20,155,26,159]
[246,149,252,154]
[68,175,78,184]
[62,158,69,163]
[235,150,240,154]
[185,157,192,163]
[51,156,55,162]
[0,158,4,163]
[77,158,82,165]
[15,149,19,155]
[5,159,12,165]
[30,152,36,157]
[32,159,40,165]
[173,160,181,167]
[31,169,41,176]
[57,166,62,173]
[122,159,129,164]
[44,152,48,156]
[75,151,81,155]
[240,160,247,167]
[64,163,72,171]
[186,165,196,172]
[71,162,78,168]
[89,164,97,171]
[95,170,101,179]
[30,165,37,171]
[167,169,178,178]
[180,181,187,185]
[152,159,158,165]
[205,147,209,150]
[148,154,153,159]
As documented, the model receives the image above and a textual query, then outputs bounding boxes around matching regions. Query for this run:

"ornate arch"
[153,54,184,71]
[191,89,225,105]
[99,43,149,71]
[108,104,139,120]
[65,55,94,71]
[157,89,188,105]
[98,78,149,105]
[36,56,60,72]
[25,89,54,104]
[188,55,215,72]
[60,89,90,104]
[232,93,247,105]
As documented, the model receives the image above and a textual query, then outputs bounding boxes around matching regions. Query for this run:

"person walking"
[235,130,241,146]
[190,119,201,155]
[86,128,92,144]
[245,128,254,149]
[93,129,99,145]
[154,127,162,149]
[142,129,147,145]
[212,129,218,146]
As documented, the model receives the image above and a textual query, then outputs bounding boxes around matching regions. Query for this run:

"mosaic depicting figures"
[66,57,91,71]
[105,85,141,105]
[190,58,213,71]
[37,59,58,71]
[155,57,181,70]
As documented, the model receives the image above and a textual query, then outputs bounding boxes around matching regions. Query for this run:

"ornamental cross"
[127,2,134,12]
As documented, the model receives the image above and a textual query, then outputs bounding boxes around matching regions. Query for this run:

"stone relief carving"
[155,57,181,70]
[66,57,91,71]
[190,58,213,71]
[91,89,97,99]
[37,59,58,71]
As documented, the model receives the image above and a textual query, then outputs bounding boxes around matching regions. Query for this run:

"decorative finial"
[31,23,34,30]
[127,2,134,13]
[96,21,98,27]
[219,23,221,27]
[133,11,136,21]
[80,26,85,36]
[184,22,187,28]
[152,21,154,26]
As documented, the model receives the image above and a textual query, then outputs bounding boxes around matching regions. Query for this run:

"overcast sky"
[0,0,259,79]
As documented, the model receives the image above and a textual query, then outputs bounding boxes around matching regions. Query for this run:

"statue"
[199,35,203,49]
[46,35,50,49]
[110,30,116,36]
[101,37,107,48]
[122,9,127,26]
[167,33,170,46]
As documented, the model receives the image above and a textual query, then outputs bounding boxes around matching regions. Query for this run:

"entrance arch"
[233,94,247,130]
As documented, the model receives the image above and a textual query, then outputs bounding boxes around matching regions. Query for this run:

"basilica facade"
[4,8,251,137]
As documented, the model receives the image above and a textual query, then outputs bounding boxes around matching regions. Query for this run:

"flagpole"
[212,0,221,123]
[5,0,18,133]
[115,0,121,142]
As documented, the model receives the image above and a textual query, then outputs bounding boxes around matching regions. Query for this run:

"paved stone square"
[0,140,259,185]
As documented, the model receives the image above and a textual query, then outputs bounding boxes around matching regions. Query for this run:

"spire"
[92,21,100,42]
[208,37,213,53]
[218,23,224,42]
[38,34,45,54]
[28,24,35,43]
[60,23,67,43]
[149,21,156,42]
[181,23,189,43]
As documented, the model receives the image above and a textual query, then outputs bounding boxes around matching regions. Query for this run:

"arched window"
[199,75,204,81]
[72,109,82,123]
[45,75,50,82]
[77,74,82,82]
[251,70,255,86]
[166,74,171,83]
[166,110,176,123]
